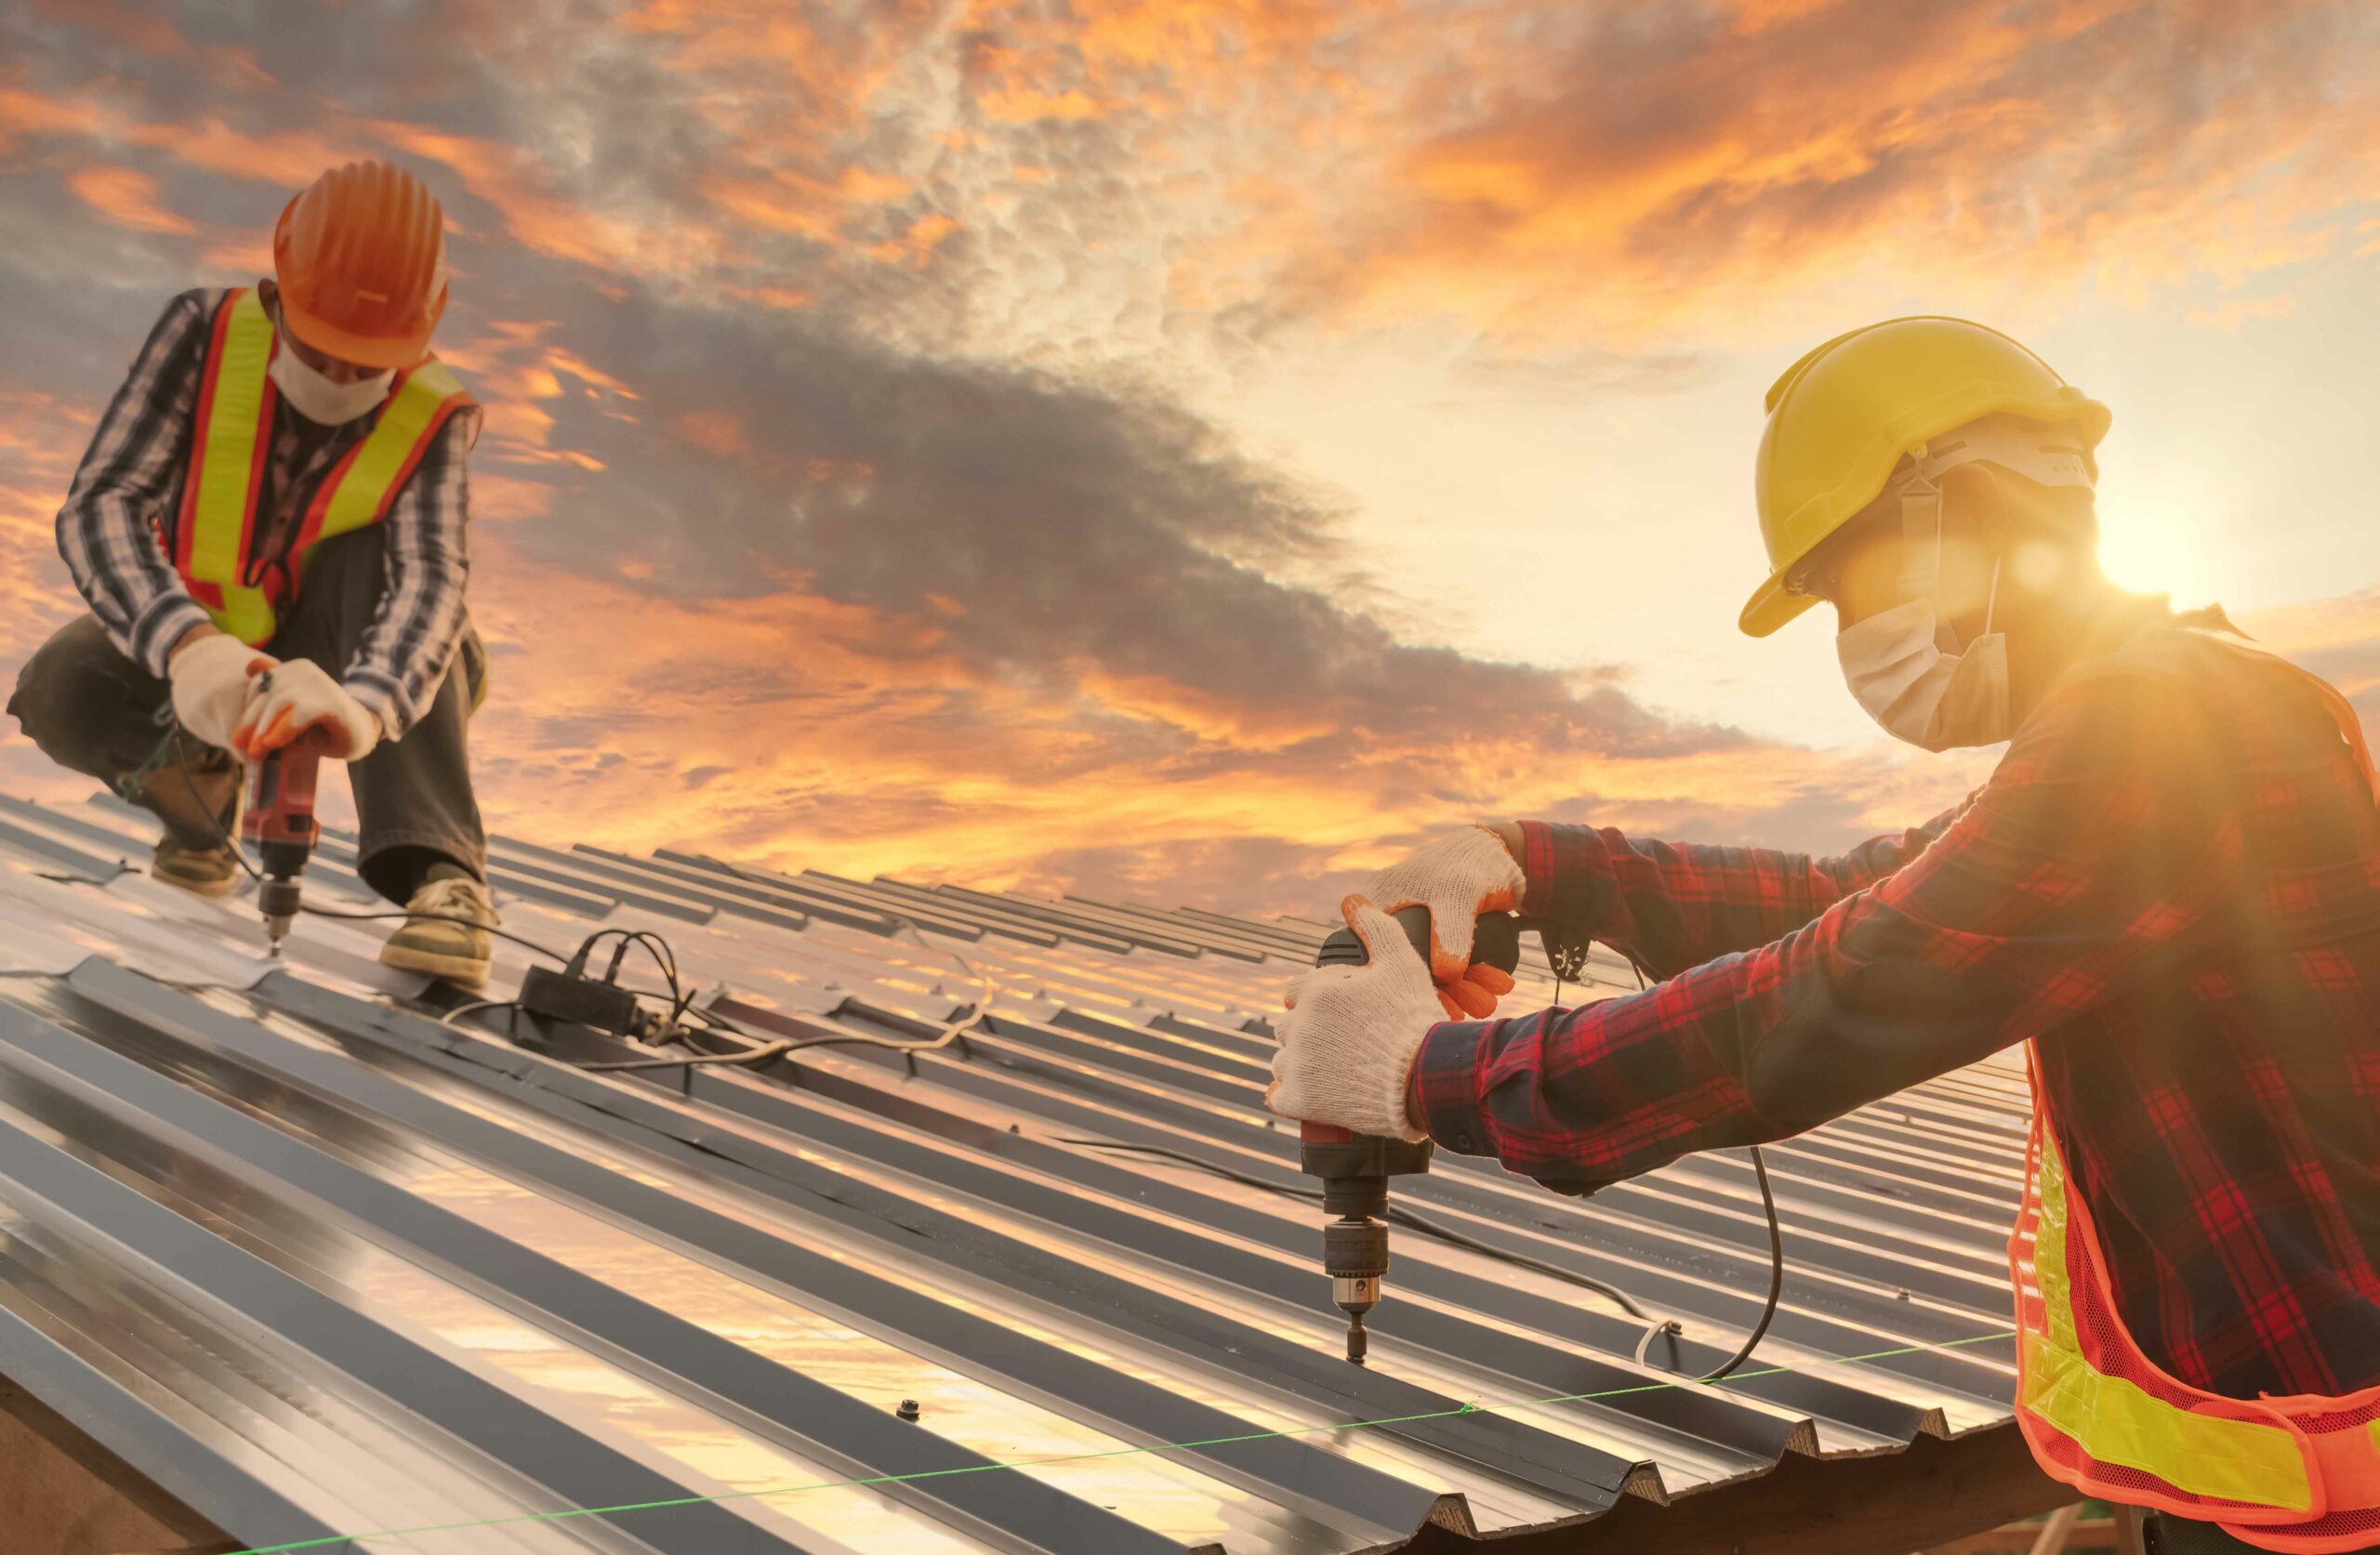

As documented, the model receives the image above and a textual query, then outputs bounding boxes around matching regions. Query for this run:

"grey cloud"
[497,264,1723,758]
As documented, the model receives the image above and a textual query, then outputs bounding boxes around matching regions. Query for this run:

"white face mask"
[1831,415,2097,752]
[1835,474,2012,751]
[268,339,393,426]
[1837,589,2010,750]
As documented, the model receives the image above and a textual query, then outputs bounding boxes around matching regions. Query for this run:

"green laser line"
[219,1327,2018,1554]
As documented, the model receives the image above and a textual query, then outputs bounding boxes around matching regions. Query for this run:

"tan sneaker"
[377,874,497,985]
[152,837,242,897]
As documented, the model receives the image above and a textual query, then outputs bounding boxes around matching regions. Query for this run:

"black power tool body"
[1300,905,1526,1362]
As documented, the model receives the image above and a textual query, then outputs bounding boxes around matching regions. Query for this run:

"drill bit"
[1344,1311,1369,1365]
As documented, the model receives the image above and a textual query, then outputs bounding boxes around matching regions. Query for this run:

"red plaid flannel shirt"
[1408,613,2380,1397]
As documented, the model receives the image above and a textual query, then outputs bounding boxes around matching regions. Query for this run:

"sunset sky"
[3,0,2376,913]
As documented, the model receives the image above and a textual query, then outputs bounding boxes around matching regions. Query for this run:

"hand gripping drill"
[1301,905,1524,1363]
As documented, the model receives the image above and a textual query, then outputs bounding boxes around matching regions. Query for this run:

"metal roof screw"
[896,1399,921,1422]
[1895,1287,1911,1300]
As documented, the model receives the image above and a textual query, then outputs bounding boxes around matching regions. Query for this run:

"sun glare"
[2095,503,2215,608]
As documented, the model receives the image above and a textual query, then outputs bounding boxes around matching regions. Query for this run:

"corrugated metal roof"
[0,791,2028,1554]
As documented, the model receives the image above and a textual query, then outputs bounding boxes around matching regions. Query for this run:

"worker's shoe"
[378,868,497,986]
[151,837,242,897]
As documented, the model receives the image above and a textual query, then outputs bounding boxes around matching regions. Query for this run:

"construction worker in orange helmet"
[10,159,504,985]
[1271,318,2380,1555]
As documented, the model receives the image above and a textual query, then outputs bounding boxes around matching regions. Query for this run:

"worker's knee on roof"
[7,616,163,764]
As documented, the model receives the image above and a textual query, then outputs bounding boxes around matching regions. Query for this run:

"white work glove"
[1268,896,1448,1142]
[168,633,276,752]
[233,659,381,762]
[1366,825,1527,1018]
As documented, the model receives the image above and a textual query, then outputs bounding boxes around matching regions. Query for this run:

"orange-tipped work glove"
[1268,896,1445,1141]
[233,660,381,762]
[1366,826,1526,1019]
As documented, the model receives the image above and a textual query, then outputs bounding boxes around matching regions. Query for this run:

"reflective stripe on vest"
[2008,635,2380,1552]
[174,288,474,646]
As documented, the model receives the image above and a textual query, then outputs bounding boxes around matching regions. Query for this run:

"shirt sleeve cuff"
[1405,1018,1496,1155]
[1514,819,1630,938]
[128,593,218,679]
[341,674,404,743]
[1514,819,1561,918]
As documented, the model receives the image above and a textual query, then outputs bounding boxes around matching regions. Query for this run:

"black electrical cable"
[173,737,1006,1081]
[1704,1144,1784,1382]
[172,736,582,965]
[576,928,691,1022]
[574,1041,797,1072]
[439,997,517,1029]
[692,997,988,1058]
[1052,1136,1659,1322]
[1608,939,1785,1383]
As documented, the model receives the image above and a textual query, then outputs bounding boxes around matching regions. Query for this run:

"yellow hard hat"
[1742,316,2110,637]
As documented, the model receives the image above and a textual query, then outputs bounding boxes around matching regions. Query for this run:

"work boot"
[151,837,242,897]
[377,865,497,986]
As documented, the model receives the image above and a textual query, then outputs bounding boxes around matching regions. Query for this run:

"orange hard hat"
[272,160,448,371]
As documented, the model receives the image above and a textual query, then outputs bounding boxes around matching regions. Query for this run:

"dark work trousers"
[2146,1512,2378,1553]
[7,524,486,904]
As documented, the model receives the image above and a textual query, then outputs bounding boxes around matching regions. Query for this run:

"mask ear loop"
[1896,471,1944,598]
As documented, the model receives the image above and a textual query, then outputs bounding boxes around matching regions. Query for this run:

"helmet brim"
[1739,573,1818,639]
[279,292,438,371]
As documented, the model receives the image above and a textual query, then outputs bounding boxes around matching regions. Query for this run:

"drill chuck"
[258,875,302,949]
[243,736,328,956]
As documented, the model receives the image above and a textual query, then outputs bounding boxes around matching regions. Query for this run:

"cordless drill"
[1303,905,1524,1363]
[240,729,330,957]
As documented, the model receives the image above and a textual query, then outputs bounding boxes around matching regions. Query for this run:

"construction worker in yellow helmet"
[1271,318,2380,1555]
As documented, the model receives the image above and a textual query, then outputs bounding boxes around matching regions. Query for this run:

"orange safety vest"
[2008,635,2380,1552]
[173,287,475,645]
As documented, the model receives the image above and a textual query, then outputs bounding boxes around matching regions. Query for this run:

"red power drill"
[1302,905,1524,1363]
[240,729,330,957]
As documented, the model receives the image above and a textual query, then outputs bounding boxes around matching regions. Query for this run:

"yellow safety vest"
[173,287,475,645]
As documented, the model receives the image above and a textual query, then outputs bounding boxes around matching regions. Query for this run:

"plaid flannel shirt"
[1409,610,2380,1398]
[56,288,477,738]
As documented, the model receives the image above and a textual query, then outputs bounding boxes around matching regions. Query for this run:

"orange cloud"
[976,86,1104,124]
[64,166,198,235]
[132,117,357,187]
[0,87,114,150]
[22,0,186,57]
[673,409,748,457]
[1314,0,2380,341]
[361,119,726,277]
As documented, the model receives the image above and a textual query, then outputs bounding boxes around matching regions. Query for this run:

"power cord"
[1054,1135,1659,1321]
[172,736,579,965]
[1606,939,1783,1384]
[171,735,1012,1080]
[574,1040,797,1072]
[694,929,998,1060]
[440,926,999,1074]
